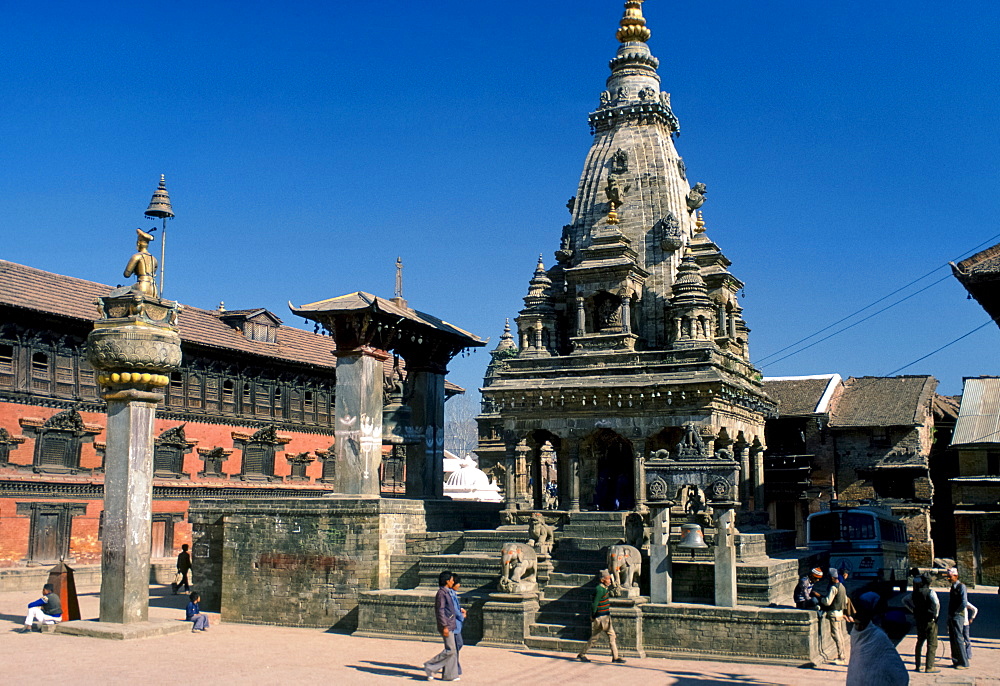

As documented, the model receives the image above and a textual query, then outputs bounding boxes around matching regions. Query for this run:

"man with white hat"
[794,567,823,610]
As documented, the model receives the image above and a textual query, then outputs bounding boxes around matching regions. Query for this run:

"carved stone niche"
[655,212,683,251]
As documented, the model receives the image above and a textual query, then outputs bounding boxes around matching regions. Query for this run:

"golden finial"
[606,207,620,225]
[617,0,651,43]
[695,210,706,234]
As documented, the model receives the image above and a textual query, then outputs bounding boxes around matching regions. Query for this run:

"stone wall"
[0,561,175,593]
[188,497,499,629]
[641,603,833,665]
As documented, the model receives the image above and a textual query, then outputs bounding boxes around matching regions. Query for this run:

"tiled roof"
[762,375,841,416]
[0,259,464,392]
[952,377,1000,446]
[829,375,937,428]
[0,259,335,369]
[934,394,962,421]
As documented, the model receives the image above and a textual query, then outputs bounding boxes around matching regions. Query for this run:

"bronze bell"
[677,523,708,550]
[382,398,413,445]
[144,174,175,219]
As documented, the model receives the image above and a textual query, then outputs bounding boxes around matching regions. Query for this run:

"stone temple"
[476,0,775,517]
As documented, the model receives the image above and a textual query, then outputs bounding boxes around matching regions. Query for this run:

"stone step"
[536,601,591,618]
[548,571,595,585]
[524,636,589,654]
[541,584,594,602]
[566,512,627,523]
[550,558,604,574]
[554,537,622,552]
[416,554,498,590]
[462,529,527,553]
[529,622,591,640]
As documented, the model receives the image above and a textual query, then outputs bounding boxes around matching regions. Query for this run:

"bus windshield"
[809,513,839,541]
[841,512,876,540]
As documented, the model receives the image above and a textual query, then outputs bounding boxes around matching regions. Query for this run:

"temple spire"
[616,0,651,43]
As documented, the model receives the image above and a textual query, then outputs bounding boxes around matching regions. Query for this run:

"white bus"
[806,506,909,581]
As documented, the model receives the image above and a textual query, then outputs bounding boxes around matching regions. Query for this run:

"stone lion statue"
[625,512,646,550]
[528,512,555,555]
[607,544,642,595]
[499,542,537,592]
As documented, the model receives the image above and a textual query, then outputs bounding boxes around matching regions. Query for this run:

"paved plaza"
[3,582,1000,685]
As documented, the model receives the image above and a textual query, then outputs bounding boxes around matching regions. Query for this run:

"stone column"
[575,297,586,336]
[406,360,447,499]
[503,440,517,510]
[632,439,646,512]
[621,297,631,334]
[86,291,181,626]
[734,434,751,508]
[334,347,388,496]
[567,440,581,512]
[649,504,672,603]
[750,437,765,511]
[713,506,737,607]
[515,442,532,509]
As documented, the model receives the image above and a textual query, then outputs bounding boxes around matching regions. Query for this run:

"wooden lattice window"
[78,357,98,399]
[55,354,75,396]
[237,426,286,481]
[153,425,195,478]
[31,352,50,392]
[0,343,14,388]
[222,380,235,412]
[205,376,220,412]
[187,375,203,409]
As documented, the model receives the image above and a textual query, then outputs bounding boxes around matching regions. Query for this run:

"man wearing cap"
[794,567,823,610]
[904,574,939,672]
[946,567,970,669]
[820,567,848,665]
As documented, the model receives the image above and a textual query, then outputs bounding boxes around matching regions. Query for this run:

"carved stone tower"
[478,1,774,515]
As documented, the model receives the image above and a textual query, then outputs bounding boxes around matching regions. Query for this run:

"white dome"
[443,460,502,503]
[446,463,491,489]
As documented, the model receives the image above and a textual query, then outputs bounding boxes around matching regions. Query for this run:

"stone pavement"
[2,583,1000,685]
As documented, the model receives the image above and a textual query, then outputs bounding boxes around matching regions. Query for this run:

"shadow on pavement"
[348,661,426,680]
[512,651,787,683]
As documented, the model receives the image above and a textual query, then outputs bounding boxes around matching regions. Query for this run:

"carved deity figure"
[124,228,158,297]
[528,512,555,555]
[599,90,612,108]
[686,182,708,212]
[675,422,708,459]
[604,175,629,210]
[683,484,706,515]
[597,297,622,329]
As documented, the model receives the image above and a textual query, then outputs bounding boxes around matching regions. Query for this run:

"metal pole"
[159,216,166,297]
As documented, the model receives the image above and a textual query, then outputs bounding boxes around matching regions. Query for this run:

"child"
[186,592,209,632]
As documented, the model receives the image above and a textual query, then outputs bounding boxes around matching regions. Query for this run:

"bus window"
[809,513,839,541]
[842,512,876,540]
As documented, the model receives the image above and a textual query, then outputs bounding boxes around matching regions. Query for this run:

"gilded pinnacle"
[695,210,706,234]
[617,0,651,43]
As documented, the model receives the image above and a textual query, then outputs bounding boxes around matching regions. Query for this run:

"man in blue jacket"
[947,567,970,669]
[18,583,61,632]
[423,571,460,681]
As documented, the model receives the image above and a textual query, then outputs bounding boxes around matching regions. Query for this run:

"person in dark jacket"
[904,574,940,672]
[423,571,460,681]
[794,567,823,609]
[18,583,61,632]
[173,544,192,594]
[186,591,209,632]
[820,567,848,665]
[947,567,970,669]
[577,569,625,664]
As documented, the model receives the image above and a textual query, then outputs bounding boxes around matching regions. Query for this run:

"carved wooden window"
[31,352,50,393]
[78,357,98,399]
[288,389,302,421]
[0,343,14,388]
[150,513,182,558]
[168,372,184,406]
[222,380,235,412]
[255,382,272,416]
[320,447,336,483]
[242,382,252,411]
[187,375,203,409]
[245,321,277,343]
[205,376,220,412]
[25,410,95,474]
[16,502,86,562]
[237,426,285,481]
[153,425,195,478]
[272,387,284,419]
[55,354,75,396]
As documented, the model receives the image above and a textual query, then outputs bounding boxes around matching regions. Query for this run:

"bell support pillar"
[334,346,390,496]
[649,503,673,603]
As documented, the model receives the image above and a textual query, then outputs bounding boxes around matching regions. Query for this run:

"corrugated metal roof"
[952,377,1000,445]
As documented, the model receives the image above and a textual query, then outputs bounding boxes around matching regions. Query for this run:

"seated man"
[18,583,61,633]
[794,567,823,610]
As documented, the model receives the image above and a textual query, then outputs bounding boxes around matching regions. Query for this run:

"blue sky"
[3,0,999,399]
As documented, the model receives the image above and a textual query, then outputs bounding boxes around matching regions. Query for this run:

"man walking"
[903,573,939,672]
[577,569,625,664]
[947,567,970,669]
[820,567,848,665]
[173,543,192,594]
[424,571,460,682]
[18,583,61,633]
[448,574,467,677]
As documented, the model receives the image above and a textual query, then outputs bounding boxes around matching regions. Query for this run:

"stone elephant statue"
[607,544,641,594]
[528,512,555,555]
[499,542,537,592]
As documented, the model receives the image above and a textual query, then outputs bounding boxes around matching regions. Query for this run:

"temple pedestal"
[479,592,539,648]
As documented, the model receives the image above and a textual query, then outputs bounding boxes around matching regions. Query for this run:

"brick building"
[950,376,1000,584]
[0,259,458,568]
[763,374,939,564]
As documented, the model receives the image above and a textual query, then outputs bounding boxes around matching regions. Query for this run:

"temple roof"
[829,375,937,428]
[952,243,1000,325]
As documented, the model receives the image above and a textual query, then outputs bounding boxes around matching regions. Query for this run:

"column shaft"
[334,349,387,496]
[405,365,446,498]
[649,505,672,603]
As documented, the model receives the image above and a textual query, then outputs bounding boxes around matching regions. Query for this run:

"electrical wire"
[756,231,1000,366]
[884,317,997,377]
[759,273,953,369]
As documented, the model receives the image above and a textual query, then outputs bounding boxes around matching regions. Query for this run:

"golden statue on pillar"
[124,228,158,297]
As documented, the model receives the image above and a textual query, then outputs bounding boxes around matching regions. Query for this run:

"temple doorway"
[586,429,634,511]
[526,430,561,510]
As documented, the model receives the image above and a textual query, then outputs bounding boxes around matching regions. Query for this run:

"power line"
[884,318,996,377]
[759,273,952,369]
[756,230,1000,365]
